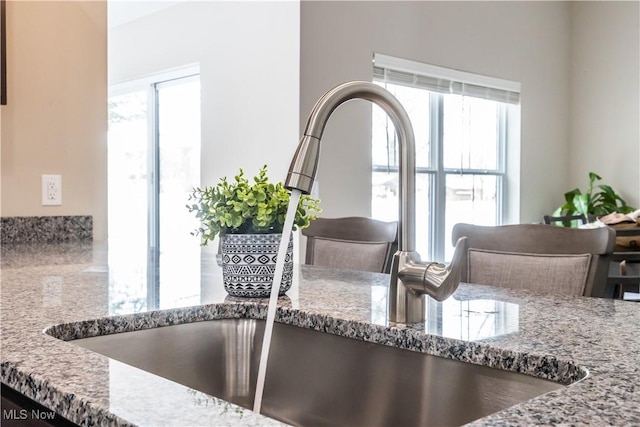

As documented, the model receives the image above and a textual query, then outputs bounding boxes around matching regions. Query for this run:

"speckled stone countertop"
[1,242,639,426]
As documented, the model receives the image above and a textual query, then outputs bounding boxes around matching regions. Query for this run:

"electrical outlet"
[42,175,62,206]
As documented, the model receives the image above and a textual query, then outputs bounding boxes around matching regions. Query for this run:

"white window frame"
[373,54,521,261]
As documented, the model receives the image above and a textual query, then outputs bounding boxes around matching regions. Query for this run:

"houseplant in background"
[552,172,636,225]
[187,165,321,297]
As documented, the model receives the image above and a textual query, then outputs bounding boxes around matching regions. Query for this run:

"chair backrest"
[302,217,398,273]
[451,223,616,297]
[543,214,588,227]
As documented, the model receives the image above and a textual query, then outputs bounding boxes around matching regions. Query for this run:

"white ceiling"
[108,1,185,28]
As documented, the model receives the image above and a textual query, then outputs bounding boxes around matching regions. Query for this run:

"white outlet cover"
[42,174,62,206]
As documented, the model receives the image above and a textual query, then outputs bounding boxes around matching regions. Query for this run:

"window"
[372,54,520,261]
[108,66,202,313]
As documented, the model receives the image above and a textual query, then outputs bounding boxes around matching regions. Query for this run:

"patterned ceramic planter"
[220,233,294,298]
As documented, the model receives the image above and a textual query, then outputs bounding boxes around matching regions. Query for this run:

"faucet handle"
[422,237,468,301]
[390,237,468,323]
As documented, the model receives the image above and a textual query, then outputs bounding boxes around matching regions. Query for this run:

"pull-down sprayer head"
[285,135,320,195]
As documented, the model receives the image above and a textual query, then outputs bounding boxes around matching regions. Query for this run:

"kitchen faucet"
[285,81,467,323]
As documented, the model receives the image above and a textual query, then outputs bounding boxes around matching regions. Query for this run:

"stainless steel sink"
[72,319,564,427]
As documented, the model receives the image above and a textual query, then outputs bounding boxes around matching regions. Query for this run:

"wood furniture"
[451,223,616,297]
[302,217,398,273]
[606,227,640,299]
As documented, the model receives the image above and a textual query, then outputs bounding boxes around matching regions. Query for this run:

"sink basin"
[71,319,564,427]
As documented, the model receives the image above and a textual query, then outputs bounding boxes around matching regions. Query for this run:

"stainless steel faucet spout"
[286,81,465,323]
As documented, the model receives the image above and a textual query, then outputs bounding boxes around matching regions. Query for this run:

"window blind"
[373,54,520,105]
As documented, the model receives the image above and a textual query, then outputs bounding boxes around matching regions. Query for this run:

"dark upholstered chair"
[451,223,616,297]
[302,217,398,273]
[543,214,588,227]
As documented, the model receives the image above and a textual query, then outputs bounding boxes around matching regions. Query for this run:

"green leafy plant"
[187,165,321,245]
[553,172,635,221]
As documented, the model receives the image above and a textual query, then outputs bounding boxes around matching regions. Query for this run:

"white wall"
[569,1,640,207]
[109,1,300,188]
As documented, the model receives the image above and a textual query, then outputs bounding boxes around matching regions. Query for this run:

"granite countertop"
[1,241,639,426]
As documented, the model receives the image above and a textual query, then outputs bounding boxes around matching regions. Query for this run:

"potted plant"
[552,172,635,226]
[187,165,320,297]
